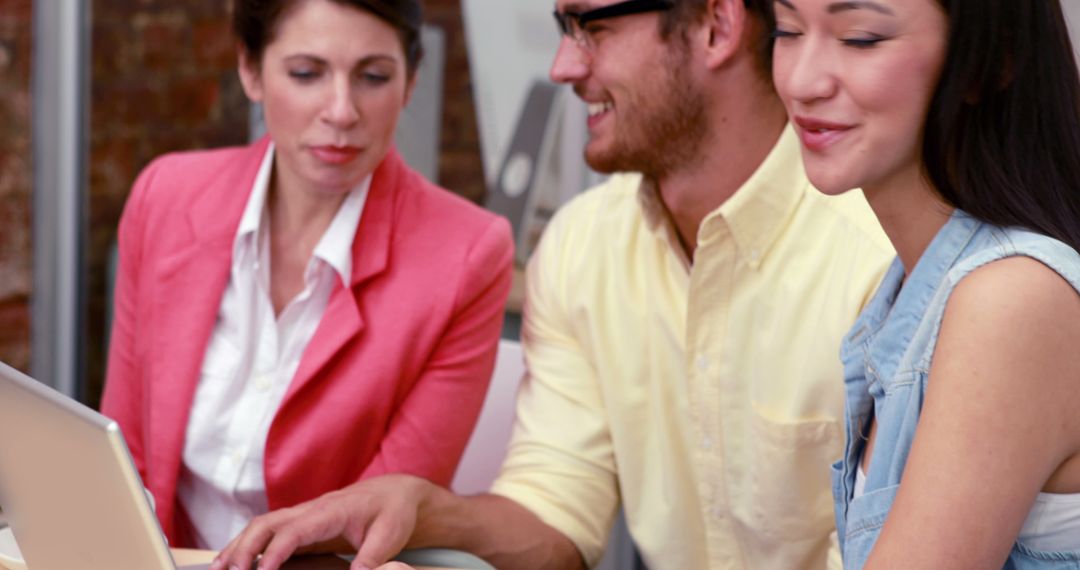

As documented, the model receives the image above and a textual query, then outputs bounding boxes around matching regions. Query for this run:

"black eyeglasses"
[553,0,675,50]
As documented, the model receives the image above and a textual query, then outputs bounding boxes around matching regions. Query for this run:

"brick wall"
[427,0,486,202]
[0,1,484,401]
[83,0,485,406]
[0,0,33,374]
[86,1,248,406]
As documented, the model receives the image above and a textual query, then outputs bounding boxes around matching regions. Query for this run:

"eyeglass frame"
[553,0,675,48]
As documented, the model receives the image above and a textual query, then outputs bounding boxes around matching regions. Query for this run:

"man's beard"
[584,47,710,180]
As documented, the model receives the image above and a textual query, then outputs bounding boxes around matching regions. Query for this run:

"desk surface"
[0,549,449,570]
[172,549,451,570]
[172,549,216,565]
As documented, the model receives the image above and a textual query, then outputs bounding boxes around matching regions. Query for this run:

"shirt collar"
[235,142,276,241]
[234,143,372,288]
[634,125,809,270]
[312,173,371,287]
[636,176,693,270]
[636,174,667,232]
[710,124,808,269]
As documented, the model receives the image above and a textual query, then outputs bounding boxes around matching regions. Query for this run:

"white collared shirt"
[177,144,371,549]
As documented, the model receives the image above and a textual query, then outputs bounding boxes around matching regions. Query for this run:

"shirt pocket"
[736,407,843,541]
[186,335,243,434]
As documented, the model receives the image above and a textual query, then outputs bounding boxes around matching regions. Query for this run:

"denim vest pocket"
[1006,541,1080,569]
[737,408,842,540]
[830,459,847,551]
[841,483,899,569]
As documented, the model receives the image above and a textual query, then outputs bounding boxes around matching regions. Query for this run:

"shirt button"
[749,249,760,263]
[710,505,724,520]
[701,436,713,451]
[230,449,243,464]
[696,356,709,372]
[254,374,272,392]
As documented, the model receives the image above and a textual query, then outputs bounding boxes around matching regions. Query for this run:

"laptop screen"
[0,361,178,569]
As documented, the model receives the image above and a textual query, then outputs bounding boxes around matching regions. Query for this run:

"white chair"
[393,340,524,570]
[451,339,526,495]
[401,339,641,570]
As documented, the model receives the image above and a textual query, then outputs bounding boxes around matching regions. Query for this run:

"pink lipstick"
[793,116,853,153]
[310,145,361,165]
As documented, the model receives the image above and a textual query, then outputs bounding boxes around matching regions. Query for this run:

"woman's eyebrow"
[827,1,896,16]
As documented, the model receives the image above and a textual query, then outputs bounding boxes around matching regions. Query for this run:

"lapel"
[147,138,271,475]
[283,148,404,401]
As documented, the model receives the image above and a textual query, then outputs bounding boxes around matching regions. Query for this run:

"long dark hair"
[232,0,424,75]
[922,0,1080,251]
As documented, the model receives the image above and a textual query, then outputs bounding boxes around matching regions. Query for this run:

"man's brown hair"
[657,0,775,77]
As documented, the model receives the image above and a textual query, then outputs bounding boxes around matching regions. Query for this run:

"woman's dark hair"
[923,0,1080,251]
[232,0,424,76]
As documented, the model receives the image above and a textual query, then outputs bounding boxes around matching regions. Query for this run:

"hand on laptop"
[211,474,433,570]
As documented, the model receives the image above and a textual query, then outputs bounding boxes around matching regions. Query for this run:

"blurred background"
[2,3,1079,569]
[0,0,602,406]
[2,0,1080,409]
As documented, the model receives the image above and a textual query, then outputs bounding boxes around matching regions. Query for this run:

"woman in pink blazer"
[101,0,513,549]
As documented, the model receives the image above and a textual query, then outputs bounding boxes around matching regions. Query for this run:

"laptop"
[0,362,359,570]
[0,361,384,569]
[0,360,211,570]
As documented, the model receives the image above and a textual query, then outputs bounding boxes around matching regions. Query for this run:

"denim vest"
[833,211,1080,569]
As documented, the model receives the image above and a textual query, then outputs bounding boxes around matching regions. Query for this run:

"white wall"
[461,0,561,185]
[1066,1,1080,60]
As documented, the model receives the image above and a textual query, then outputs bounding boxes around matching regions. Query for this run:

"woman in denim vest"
[771,0,1080,568]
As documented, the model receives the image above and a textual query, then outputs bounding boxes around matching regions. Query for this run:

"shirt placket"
[686,223,740,568]
[214,237,281,496]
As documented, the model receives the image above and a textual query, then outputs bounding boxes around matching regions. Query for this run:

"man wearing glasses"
[215,1,891,569]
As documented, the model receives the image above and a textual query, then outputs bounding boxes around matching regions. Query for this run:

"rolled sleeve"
[490,209,619,567]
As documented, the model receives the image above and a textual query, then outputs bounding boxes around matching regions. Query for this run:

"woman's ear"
[402,72,418,108]
[237,46,265,102]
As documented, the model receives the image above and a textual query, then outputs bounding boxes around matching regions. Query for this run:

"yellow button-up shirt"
[491,127,894,569]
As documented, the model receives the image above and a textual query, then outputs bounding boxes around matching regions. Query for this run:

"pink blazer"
[101,138,513,546]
